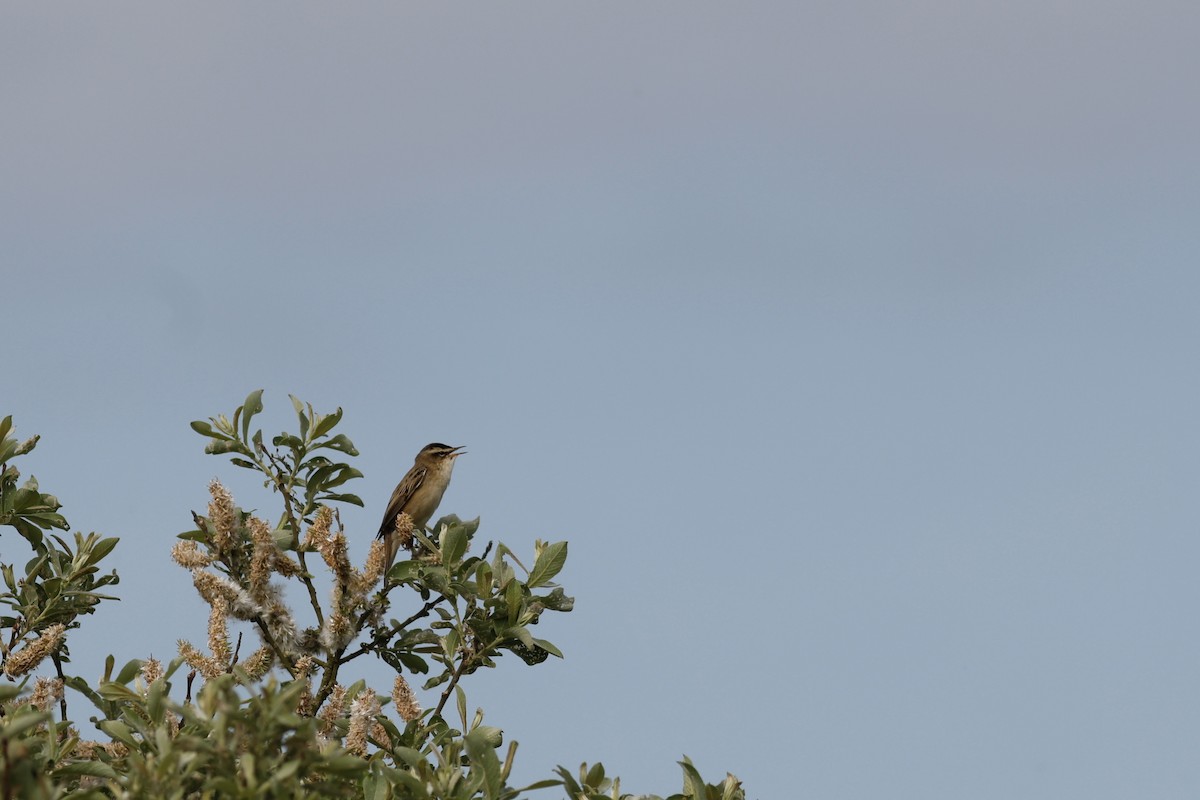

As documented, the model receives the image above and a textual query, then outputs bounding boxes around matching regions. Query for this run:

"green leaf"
[55,761,119,779]
[539,586,575,612]
[0,710,50,738]
[312,407,344,438]
[553,766,582,796]
[505,580,523,623]
[362,771,387,800]
[273,433,304,450]
[272,528,293,549]
[441,524,468,568]
[190,420,217,437]
[13,435,39,456]
[386,559,420,584]
[146,677,166,722]
[114,658,145,685]
[531,637,563,658]
[204,438,249,456]
[319,434,359,456]
[97,683,140,702]
[679,757,708,799]
[290,395,309,439]
[507,640,550,665]
[395,651,429,674]
[241,389,265,442]
[319,492,364,507]
[455,685,468,730]
[527,541,568,588]
[86,536,119,567]
[516,779,563,792]
[322,465,363,490]
[585,762,606,789]
[434,514,480,539]
[464,728,503,799]
[98,719,138,747]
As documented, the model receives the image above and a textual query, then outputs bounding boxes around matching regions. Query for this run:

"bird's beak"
[450,446,466,457]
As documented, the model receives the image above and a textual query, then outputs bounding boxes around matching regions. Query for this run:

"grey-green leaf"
[241,389,265,442]
[527,541,568,588]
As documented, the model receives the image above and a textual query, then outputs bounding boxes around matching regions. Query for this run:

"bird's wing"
[377,466,428,538]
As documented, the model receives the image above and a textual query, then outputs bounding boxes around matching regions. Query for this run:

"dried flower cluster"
[207,478,238,554]
[171,540,213,568]
[139,657,163,691]
[294,655,316,716]
[392,675,422,723]
[4,623,65,678]
[308,507,385,651]
[393,511,415,552]
[166,474,422,757]
[29,676,64,712]
[318,684,347,732]
[345,689,382,756]
[178,481,304,676]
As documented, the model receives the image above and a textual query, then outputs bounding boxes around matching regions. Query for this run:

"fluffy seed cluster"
[248,516,299,600]
[241,645,275,679]
[29,676,64,712]
[357,539,387,597]
[208,479,238,554]
[303,505,333,551]
[177,639,225,680]
[391,675,422,723]
[139,657,163,696]
[320,611,353,651]
[305,506,385,644]
[192,570,259,620]
[294,656,315,715]
[345,689,381,756]
[4,624,66,678]
[171,540,214,568]
[317,684,347,736]
[393,512,415,552]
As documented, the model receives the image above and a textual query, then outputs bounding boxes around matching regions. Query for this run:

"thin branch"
[251,615,298,679]
[433,646,476,719]
[227,631,243,673]
[338,595,448,665]
[50,650,68,724]
[261,447,325,629]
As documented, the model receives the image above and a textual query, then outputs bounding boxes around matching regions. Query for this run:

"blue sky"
[4,4,1199,797]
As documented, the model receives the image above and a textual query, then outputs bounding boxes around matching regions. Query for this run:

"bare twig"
[260,446,325,629]
[50,650,68,723]
[228,631,243,672]
[251,615,298,679]
[338,595,449,665]
[434,645,476,719]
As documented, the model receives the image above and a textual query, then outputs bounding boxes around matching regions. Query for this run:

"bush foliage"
[0,394,745,799]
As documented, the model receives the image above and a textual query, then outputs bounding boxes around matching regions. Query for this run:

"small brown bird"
[377,443,465,568]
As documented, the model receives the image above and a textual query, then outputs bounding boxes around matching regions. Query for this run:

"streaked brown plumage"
[377,443,464,568]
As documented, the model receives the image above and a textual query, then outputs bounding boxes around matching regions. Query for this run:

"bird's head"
[417,443,466,466]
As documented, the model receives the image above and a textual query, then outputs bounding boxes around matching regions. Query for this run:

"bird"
[377,443,465,569]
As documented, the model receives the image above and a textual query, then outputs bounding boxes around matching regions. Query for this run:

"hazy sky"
[4,4,1200,798]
